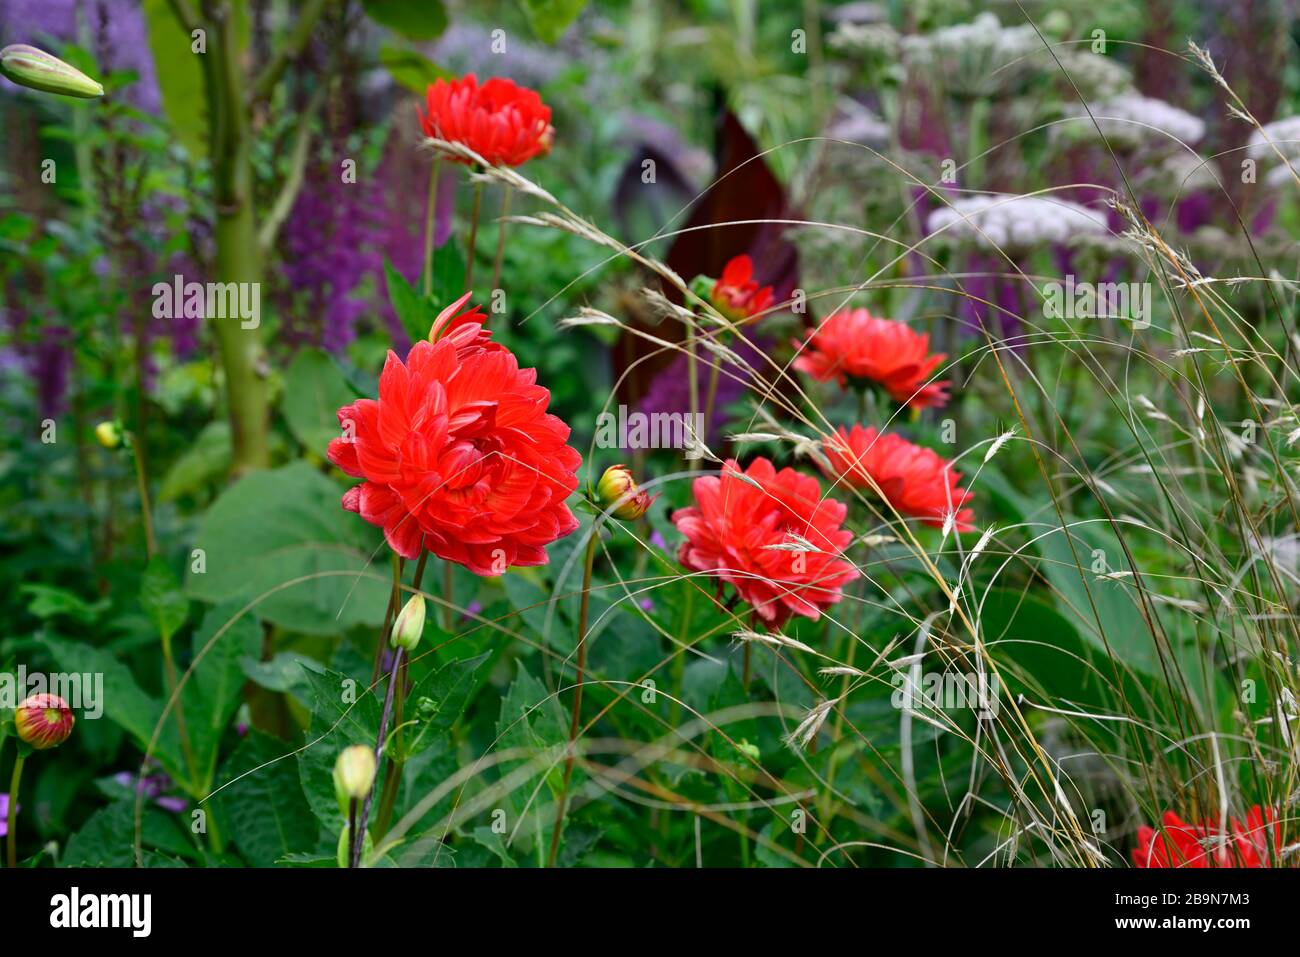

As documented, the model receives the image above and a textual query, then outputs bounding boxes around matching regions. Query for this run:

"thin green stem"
[374,551,429,838]
[547,530,599,867]
[6,752,24,868]
[421,158,442,298]
[160,632,198,788]
[464,180,483,293]
[490,187,512,311]
[131,436,155,558]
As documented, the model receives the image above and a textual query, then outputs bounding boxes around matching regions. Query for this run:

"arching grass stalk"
[547,528,599,867]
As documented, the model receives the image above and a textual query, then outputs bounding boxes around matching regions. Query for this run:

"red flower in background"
[672,458,858,628]
[1133,805,1282,868]
[792,308,950,410]
[328,294,581,575]
[419,74,553,167]
[821,425,974,532]
[711,254,775,321]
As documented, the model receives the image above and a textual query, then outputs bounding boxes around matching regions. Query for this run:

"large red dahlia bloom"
[821,425,974,532]
[672,458,858,628]
[711,254,775,322]
[1133,805,1282,868]
[792,308,950,410]
[327,295,581,575]
[419,74,553,168]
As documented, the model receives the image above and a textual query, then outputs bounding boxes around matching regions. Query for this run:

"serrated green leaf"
[282,348,359,455]
[185,462,388,635]
[362,0,448,40]
[213,730,317,866]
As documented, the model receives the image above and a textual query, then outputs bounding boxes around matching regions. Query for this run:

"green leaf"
[140,556,189,642]
[520,0,588,43]
[297,665,382,826]
[362,0,448,40]
[185,462,389,635]
[18,584,108,624]
[63,799,200,867]
[404,651,490,757]
[378,44,451,94]
[186,603,262,789]
[282,348,359,455]
[496,661,568,794]
[43,637,187,788]
[213,731,317,866]
[141,0,206,158]
[384,258,431,343]
[159,421,231,502]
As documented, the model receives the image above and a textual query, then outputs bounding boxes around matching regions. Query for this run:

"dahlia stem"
[421,158,442,298]
[6,752,24,868]
[346,797,358,869]
[489,187,512,314]
[547,530,598,867]
[374,551,429,838]
[131,433,156,558]
[352,643,403,868]
[160,632,198,790]
[441,560,454,630]
[372,553,404,686]
[464,179,484,293]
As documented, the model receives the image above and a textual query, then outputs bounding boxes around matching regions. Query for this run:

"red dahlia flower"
[821,425,974,532]
[711,254,775,322]
[1133,805,1281,868]
[14,693,74,750]
[419,74,553,168]
[792,308,950,410]
[327,294,581,575]
[672,458,858,627]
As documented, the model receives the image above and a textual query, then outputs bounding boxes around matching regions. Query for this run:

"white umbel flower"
[926,193,1107,250]
[1068,94,1206,147]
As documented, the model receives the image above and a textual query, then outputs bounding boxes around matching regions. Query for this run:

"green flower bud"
[94,421,122,449]
[333,744,376,812]
[390,594,425,652]
[0,44,104,99]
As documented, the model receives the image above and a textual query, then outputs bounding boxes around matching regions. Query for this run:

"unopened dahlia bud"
[0,44,104,98]
[333,745,376,810]
[595,465,656,520]
[13,694,74,750]
[390,595,425,652]
[94,420,122,449]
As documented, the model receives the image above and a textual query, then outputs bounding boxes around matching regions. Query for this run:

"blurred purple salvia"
[0,793,13,837]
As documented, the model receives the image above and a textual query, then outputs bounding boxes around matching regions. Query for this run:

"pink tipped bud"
[595,465,656,521]
[14,693,74,750]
